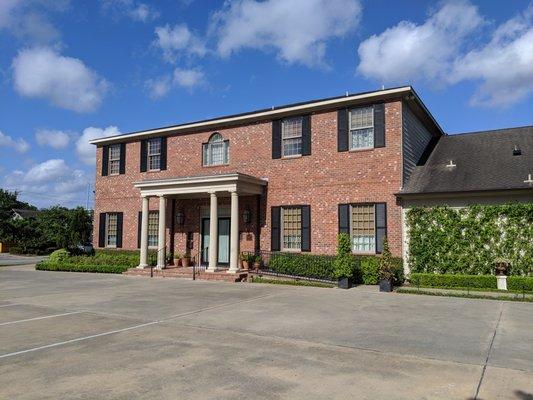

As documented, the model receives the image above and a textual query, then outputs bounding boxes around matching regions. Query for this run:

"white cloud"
[3,159,90,208]
[76,126,121,165]
[0,130,29,153]
[145,68,205,99]
[450,5,533,106]
[357,0,484,83]
[154,24,207,62]
[211,0,362,68]
[12,47,109,113]
[101,0,159,22]
[35,129,72,149]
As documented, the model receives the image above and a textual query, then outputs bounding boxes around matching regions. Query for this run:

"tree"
[0,189,36,242]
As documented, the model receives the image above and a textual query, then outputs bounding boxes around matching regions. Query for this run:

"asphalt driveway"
[0,265,532,399]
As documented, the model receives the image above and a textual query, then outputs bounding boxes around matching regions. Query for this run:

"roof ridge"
[445,125,533,137]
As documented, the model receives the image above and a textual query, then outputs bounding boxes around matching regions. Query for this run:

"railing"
[192,247,208,280]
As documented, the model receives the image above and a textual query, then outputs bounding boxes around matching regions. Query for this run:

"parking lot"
[0,265,532,399]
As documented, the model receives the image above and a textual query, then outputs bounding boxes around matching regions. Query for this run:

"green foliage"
[507,276,533,292]
[407,204,533,275]
[269,253,336,280]
[0,189,36,242]
[410,273,497,289]
[396,288,533,303]
[250,277,334,288]
[359,255,404,285]
[337,233,351,256]
[333,234,356,279]
[36,261,128,274]
[49,249,70,264]
[378,237,395,281]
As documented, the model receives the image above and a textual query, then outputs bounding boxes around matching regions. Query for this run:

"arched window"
[203,133,229,166]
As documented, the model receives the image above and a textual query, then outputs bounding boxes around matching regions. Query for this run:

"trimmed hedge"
[410,273,497,289]
[359,256,404,285]
[269,253,336,280]
[508,276,533,292]
[36,261,128,274]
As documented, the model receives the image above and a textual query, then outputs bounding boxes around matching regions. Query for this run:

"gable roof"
[12,209,40,219]
[399,126,533,196]
[89,86,443,145]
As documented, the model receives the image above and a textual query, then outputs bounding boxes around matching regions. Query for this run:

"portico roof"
[133,173,267,197]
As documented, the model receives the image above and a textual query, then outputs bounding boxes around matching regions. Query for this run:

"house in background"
[12,209,41,221]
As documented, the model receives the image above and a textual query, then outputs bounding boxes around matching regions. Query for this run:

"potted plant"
[494,257,511,275]
[378,237,395,292]
[333,234,356,289]
[240,253,251,270]
[181,252,191,268]
[174,252,182,267]
[148,253,157,268]
[253,255,262,270]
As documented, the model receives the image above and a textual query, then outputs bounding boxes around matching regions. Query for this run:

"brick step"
[123,267,248,283]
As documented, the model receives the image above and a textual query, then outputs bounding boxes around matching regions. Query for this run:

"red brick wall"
[93,101,404,256]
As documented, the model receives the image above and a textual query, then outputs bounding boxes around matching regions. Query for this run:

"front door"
[201,218,230,265]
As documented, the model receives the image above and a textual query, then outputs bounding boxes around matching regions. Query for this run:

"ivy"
[407,203,533,275]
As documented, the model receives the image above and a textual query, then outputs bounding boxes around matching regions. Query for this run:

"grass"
[396,288,533,302]
[406,284,533,295]
[250,276,334,288]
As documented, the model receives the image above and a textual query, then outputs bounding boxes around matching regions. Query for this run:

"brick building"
[91,86,442,271]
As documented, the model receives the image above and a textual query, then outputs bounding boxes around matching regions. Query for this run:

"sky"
[0,0,532,209]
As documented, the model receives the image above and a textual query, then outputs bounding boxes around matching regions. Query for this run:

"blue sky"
[0,0,532,208]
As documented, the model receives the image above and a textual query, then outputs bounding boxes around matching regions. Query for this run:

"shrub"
[507,276,533,292]
[268,253,336,280]
[337,233,351,256]
[49,249,70,264]
[410,273,497,289]
[36,261,128,274]
[360,257,379,284]
[379,237,395,281]
[333,234,357,279]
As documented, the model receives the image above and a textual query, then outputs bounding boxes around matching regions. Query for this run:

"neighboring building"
[90,86,530,273]
[12,209,41,220]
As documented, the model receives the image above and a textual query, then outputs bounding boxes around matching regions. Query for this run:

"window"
[281,207,302,251]
[351,204,375,253]
[203,133,229,166]
[106,213,118,247]
[147,138,161,171]
[349,107,374,150]
[282,117,302,157]
[148,211,159,247]
[108,144,121,175]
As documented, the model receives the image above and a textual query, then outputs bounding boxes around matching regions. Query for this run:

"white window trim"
[108,144,121,175]
[105,213,118,248]
[281,116,303,158]
[203,135,229,166]
[349,204,376,255]
[349,107,374,151]
[147,138,162,171]
[280,206,302,252]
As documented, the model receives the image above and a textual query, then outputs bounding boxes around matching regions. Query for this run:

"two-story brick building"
[90,86,444,272]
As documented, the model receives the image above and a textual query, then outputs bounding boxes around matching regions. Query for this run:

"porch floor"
[123,266,249,283]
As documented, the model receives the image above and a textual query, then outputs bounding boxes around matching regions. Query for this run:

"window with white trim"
[148,211,159,247]
[108,144,121,175]
[106,213,118,247]
[282,116,302,157]
[351,204,375,253]
[349,107,374,150]
[281,207,302,251]
[203,133,229,166]
[147,138,161,171]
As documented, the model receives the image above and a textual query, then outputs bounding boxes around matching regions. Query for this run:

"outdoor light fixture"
[176,210,185,226]
[242,208,251,224]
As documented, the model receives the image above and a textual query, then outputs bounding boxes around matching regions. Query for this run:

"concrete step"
[123,267,248,283]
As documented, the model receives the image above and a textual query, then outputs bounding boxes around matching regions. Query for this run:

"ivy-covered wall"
[406,203,533,275]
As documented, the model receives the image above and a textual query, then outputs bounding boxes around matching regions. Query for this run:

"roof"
[90,86,443,145]
[12,209,40,219]
[399,126,533,196]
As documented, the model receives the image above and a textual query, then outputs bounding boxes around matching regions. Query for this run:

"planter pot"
[174,258,182,267]
[338,277,353,289]
[379,279,393,292]
[181,257,191,268]
[253,262,261,271]
[241,260,249,270]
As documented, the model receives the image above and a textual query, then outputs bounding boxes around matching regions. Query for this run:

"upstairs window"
[349,107,374,150]
[106,213,118,247]
[281,207,302,251]
[108,144,121,175]
[281,117,303,157]
[203,133,229,166]
[147,138,161,171]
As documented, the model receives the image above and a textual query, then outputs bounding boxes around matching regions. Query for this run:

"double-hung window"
[147,138,161,171]
[281,117,302,157]
[108,144,121,175]
[106,213,118,247]
[203,133,229,166]
[281,207,302,251]
[147,211,159,247]
[351,204,375,253]
[349,107,374,150]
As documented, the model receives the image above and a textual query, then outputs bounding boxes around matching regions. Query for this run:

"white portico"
[134,173,266,272]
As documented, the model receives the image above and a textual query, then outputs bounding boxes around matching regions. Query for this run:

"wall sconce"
[176,210,185,226]
[242,208,251,224]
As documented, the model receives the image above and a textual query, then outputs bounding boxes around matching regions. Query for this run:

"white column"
[228,190,240,273]
[138,196,149,268]
[207,191,218,272]
[156,195,166,269]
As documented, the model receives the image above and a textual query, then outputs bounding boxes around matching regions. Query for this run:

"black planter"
[379,279,393,292]
[338,277,353,289]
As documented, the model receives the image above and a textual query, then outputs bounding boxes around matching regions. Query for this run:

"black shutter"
[101,146,109,176]
[160,137,167,170]
[271,206,281,251]
[119,143,126,174]
[337,109,349,152]
[140,140,147,172]
[375,203,387,254]
[373,103,385,148]
[272,120,282,159]
[116,212,123,248]
[338,204,350,234]
[137,211,142,248]
[302,115,311,156]
[98,213,106,247]
[301,205,311,252]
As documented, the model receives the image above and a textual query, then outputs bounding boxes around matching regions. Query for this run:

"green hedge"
[508,276,533,292]
[268,253,336,280]
[410,273,497,289]
[36,261,128,274]
[359,256,404,285]
[407,204,533,275]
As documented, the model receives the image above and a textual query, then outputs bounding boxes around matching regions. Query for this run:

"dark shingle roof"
[12,209,40,219]
[400,126,533,195]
